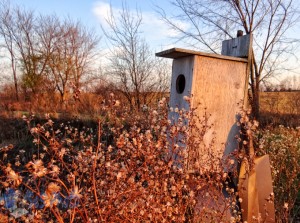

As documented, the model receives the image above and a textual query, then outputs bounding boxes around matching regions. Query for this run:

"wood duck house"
[156,34,275,222]
[156,34,252,167]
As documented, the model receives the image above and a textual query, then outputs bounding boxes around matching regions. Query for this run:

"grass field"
[260,91,300,115]
[260,91,300,127]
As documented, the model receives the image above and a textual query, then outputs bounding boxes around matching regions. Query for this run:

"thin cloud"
[92,2,113,27]
[92,1,190,50]
[142,11,189,39]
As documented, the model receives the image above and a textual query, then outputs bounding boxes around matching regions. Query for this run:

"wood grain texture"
[221,34,252,58]
[165,48,251,222]
[222,34,253,109]
[190,56,248,166]
[165,47,250,169]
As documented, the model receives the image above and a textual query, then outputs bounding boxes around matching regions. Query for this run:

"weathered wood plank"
[169,56,194,112]
[221,34,252,58]
[190,56,248,165]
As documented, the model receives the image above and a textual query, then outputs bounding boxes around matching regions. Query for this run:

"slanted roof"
[155,47,248,63]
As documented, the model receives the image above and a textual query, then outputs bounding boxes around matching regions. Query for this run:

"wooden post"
[222,33,275,222]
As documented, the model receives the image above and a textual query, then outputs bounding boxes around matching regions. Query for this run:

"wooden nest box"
[156,34,276,223]
[156,34,252,167]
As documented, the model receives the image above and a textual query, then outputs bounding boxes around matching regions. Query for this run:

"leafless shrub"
[256,126,300,222]
[1,95,297,222]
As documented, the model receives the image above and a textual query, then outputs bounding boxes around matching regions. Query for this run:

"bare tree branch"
[102,3,170,110]
[157,0,300,119]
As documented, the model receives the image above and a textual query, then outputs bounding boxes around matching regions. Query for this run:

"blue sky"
[9,0,182,51]
[6,0,300,83]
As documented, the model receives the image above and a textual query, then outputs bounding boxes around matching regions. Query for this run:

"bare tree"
[0,1,20,100]
[0,3,100,106]
[141,57,170,106]
[0,4,52,99]
[280,74,300,90]
[102,4,169,110]
[47,18,99,104]
[158,0,299,119]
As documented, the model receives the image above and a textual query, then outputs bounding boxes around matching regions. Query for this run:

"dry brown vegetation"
[260,91,300,127]
[0,94,299,222]
[260,91,300,115]
[0,1,299,221]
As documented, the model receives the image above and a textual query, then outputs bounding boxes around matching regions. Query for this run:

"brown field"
[260,91,300,115]
[260,91,300,127]
[0,90,299,129]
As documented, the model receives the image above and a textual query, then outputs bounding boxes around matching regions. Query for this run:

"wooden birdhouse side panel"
[169,56,195,111]
[190,56,248,162]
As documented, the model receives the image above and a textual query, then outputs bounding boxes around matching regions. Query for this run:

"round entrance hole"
[176,74,186,94]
